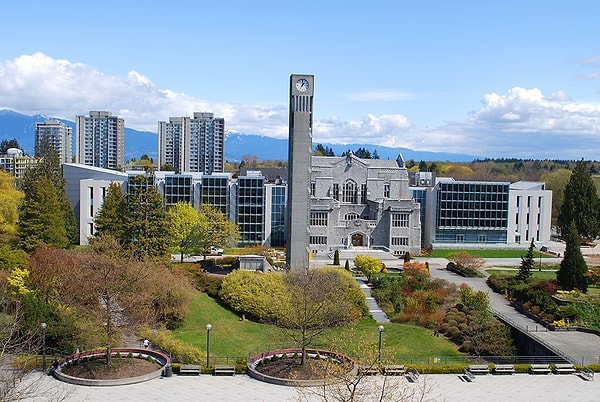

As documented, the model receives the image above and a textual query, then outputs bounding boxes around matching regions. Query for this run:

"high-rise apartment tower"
[75,111,124,170]
[35,120,73,163]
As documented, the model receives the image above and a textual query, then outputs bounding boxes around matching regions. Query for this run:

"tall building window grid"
[342,180,357,203]
[270,186,286,247]
[164,176,193,207]
[436,182,509,229]
[310,211,328,226]
[202,176,229,215]
[237,176,265,245]
[391,213,410,228]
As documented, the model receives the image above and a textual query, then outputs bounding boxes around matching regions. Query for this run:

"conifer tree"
[557,222,588,292]
[557,160,600,241]
[516,238,535,282]
[333,249,340,265]
[94,182,127,241]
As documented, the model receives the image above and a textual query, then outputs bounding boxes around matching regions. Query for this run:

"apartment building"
[75,111,125,170]
[35,120,73,163]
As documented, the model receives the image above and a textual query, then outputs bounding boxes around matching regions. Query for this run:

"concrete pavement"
[26,370,600,402]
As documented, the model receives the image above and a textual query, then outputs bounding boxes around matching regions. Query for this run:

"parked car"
[208,246,224,256]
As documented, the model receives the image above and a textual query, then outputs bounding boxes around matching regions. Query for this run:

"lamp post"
[205,324,212,369]
[378,325,384,365]
[41,322,47,372]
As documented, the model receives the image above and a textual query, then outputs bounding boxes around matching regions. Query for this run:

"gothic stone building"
[309,153,421,256]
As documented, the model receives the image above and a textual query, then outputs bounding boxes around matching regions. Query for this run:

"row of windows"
[391,213,410,227]
[309,236,327,245]
[438,218,507,228]
[310,212,328,226]
[391,237,408,246]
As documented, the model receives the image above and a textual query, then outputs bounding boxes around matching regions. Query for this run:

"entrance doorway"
[351,233,364,247]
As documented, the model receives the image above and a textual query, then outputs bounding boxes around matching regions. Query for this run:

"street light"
[378,325,384,365]
[41,322,47,372]
[205,324,212,369]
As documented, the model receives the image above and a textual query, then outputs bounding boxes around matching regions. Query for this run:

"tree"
[333,249,340,265]
[447,252,485,272]
[19,137,77,248]
[192,204,239,258]
[515,239,535,282]
[94,182,127,241]
[276,269,364,365]
[0,170,23,244]
[557,222,588,292]
[541,168,572,227]
[124,175,170,259]
[166,202,202,262]
[557,160,600,241]
[18,176,70,251]
[353,254,384,282]
[0,138,19,154]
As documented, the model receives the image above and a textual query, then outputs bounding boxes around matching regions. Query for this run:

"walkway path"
[357,279,390,323]
[423,257,600,365]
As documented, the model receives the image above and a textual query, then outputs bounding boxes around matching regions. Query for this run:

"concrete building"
[0,148,38,179]
[236,172,265,246]
[309,153,422,256]
[508,181,553,245]
[75,111,125,170]
[35,120,72,163]
[158,112,225,174]
[286,74,314,272]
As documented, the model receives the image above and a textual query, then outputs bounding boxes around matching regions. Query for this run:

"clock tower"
[286,74,314,272]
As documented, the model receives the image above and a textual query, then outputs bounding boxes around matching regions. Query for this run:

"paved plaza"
[26,371,599,402]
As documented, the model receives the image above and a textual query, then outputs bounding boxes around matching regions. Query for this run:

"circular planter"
[53,348,170,386]
[247,348,356,387]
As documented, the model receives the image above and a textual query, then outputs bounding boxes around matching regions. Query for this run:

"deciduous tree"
[193,204,239,258]
[353,254,384,282]
[166,202,201,262]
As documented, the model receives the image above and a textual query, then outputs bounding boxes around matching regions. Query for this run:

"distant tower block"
[286,74,314,272]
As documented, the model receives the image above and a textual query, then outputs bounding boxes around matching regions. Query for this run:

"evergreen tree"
[314,144,326,156]
[372,149,380,159]
[124,175,170,259]
[557,160,600,241]
[94,182,127,241]
[18,176,69,251]
[333,249,340,265]
[515,238,535,282]
[557,222,588,292]
[0,138,20,154]
[18,138,76,249]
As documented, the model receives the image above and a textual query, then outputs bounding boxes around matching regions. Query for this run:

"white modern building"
[75,111,125,170]
[35,120,72,163]
[158,112,225,174]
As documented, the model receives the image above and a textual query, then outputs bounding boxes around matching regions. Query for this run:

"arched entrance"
[351,233,364,247]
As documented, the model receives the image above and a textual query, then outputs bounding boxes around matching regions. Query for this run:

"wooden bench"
[493,364,515,375]
[530,364,551,374]
[463,368,476,382]
[581,368,594,381]
[213,365,236,376]
[406,368,420,382]
[179,365,201,375]
[358,365,380,376]
[553,363,575,374]
[468,364,490,375]
[383,365,405,376]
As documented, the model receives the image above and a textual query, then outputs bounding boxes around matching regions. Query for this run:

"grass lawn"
[485,269,558,280]
[429,249,546,259]
[173,292,464,363]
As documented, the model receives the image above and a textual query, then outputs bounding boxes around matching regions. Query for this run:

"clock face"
[296,78,309,92]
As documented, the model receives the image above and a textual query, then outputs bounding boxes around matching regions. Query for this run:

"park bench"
[580,368,594,381]
[213,365,236,376]
[179,365,201,375]
[406,368,420,382]
[358,365,380,376]
[468,364,490,375]
[383,365,405,376]
[553,363,576,374]
[463,368,476,382]
[530,364,551,374]
[493,364,515,375]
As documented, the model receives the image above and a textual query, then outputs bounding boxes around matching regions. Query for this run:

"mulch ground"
[62,357,160,380]
[255,357,351,380]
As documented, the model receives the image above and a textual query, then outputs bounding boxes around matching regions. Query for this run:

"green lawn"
[173,292,464,363]
[429,249,546,259]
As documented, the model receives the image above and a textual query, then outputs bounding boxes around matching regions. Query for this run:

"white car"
[208,246,224,256]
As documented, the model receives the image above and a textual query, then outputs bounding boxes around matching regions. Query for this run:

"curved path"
[423,257,600,365]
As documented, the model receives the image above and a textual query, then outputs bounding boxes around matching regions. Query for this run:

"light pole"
[41,322,47,372]
[205,324,212,369]
[378,325,384,365]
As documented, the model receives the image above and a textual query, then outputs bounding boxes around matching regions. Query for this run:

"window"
[391,237,408,246]
[384,183,390,198]
[342,180,356,203]
[309,236,327,245]
[345,213,359,221]
[310,211,328,226]
[360,184,367,204]
[310,181,315,197]
[478,235,486,243]
[332,183,339,200]
[391,213,409,228]
[456,234,465,243]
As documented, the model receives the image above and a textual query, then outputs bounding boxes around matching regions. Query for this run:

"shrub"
[139,326,205,364]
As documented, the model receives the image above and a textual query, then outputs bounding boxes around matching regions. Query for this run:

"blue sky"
[1,0,600,159]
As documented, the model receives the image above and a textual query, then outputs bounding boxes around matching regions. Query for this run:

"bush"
[139,326,205,364]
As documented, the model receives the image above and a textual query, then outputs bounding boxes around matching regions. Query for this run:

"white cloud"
[2,54,600,160]
[347,90,414,102]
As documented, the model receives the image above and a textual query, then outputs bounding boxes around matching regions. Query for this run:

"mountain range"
[0,109,478,162]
